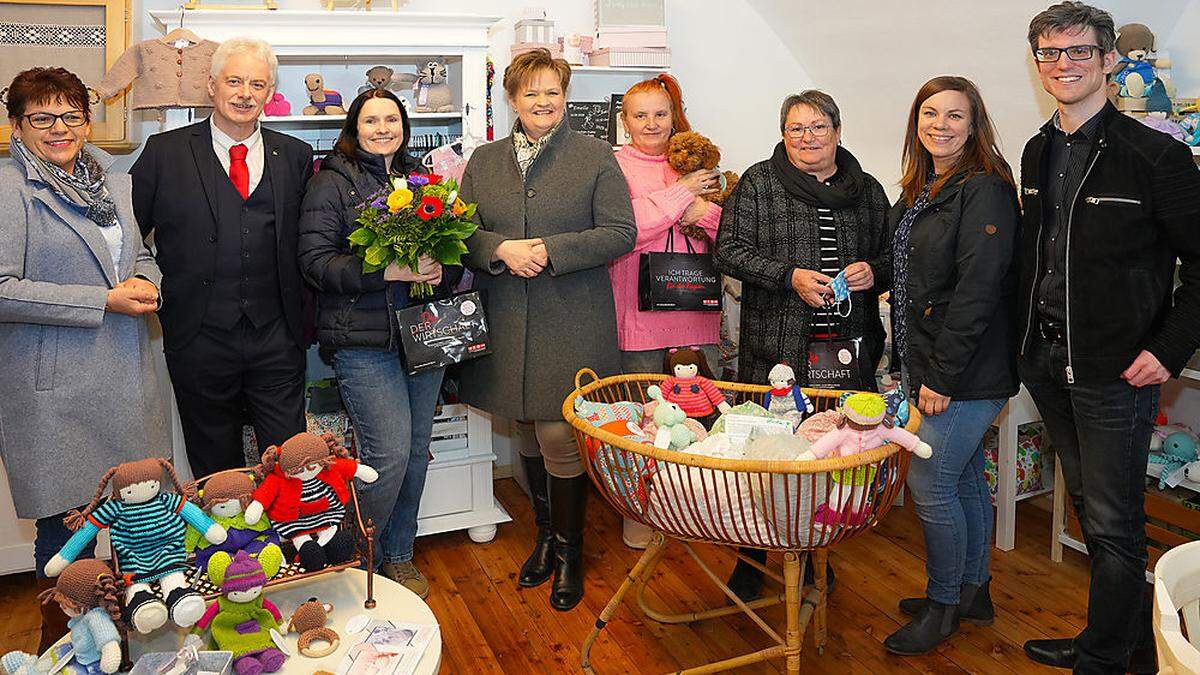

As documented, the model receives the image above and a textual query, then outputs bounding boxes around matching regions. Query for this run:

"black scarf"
[769,142,865,209]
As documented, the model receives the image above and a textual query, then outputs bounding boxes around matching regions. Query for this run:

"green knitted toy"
[194,549,287,675]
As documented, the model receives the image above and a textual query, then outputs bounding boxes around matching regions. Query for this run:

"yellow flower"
[451,198,468,216]
[387,188,414,212]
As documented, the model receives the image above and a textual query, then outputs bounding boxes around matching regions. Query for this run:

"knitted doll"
[35,559,124,674]
[186,471,283,572]
[660,347,730,429]
[762,363,815,430]
[195,549,287,675]
[800,393,932,530]
[246,432,378,571]
[45,459,227,634]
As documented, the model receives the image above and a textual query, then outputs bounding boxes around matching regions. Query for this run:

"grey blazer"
[0,145,170,519]
[458,125,636,420]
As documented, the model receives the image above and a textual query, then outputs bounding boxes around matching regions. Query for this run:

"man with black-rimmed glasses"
[1018,3,1200,672]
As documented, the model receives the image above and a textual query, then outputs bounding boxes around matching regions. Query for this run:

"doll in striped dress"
[44,459,228,635]
[245,432,378,572]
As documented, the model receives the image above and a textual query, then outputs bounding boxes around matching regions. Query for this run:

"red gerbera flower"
[416,195,444,220]
[426,173,443,185]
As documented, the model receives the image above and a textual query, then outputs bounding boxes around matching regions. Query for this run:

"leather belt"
[1038,316,1066,345]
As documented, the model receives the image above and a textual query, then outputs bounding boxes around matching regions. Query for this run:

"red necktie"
[229,143,249,200]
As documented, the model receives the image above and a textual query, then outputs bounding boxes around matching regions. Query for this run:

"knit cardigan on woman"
[609,145,723,352]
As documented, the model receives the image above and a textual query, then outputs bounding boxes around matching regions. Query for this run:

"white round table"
[49,568,440,675]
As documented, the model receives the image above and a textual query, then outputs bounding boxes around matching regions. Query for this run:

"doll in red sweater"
[244,432,378,571]
[660,347,731,429]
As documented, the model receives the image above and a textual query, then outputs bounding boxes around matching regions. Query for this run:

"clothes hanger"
[160,9,201,45]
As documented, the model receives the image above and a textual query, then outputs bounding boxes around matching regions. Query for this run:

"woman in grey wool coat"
[0,67,169,652]
[457,49,635,611]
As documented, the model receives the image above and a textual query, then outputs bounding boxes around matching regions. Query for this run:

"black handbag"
[806,337,867,390]
[637,228,722,312]
[395,291,492,374]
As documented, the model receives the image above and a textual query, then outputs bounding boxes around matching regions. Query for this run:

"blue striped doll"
[44,458,228,635]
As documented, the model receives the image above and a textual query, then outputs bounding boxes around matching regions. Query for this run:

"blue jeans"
[1019,338,1158,673]
[333,347,444,566]
[35,512,96,578]
[905,395,1005,605]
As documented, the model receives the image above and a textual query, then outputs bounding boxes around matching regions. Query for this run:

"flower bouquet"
[347,172,478,298]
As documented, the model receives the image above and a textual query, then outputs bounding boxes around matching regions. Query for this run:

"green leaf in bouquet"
[362,258,387,273]
[347,227,376,246]
[364,243,391,266]
[464,203,477,219]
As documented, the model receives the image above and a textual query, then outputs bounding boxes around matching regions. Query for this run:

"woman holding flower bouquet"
[458,49,636,611]
[297,88,461,599]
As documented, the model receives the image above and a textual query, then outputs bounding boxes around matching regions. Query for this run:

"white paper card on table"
[334,620,439,675]
[345,614,371,636]
[723,414,793,452]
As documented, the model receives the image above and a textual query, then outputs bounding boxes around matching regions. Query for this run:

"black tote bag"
[637,228,722,312]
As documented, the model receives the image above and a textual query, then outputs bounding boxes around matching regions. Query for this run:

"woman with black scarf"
[713,89,892,600]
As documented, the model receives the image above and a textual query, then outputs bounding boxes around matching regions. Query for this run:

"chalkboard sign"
[567,101,611,141]
[608,93,626,146]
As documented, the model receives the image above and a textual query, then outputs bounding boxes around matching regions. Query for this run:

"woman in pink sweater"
[610,74,723,547]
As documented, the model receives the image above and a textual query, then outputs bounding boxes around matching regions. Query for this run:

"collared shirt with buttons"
[1036,108,1104,322]
[210,118,265,195]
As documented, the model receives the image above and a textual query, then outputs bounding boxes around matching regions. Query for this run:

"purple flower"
[371,196,386,209]
[407,173,430,187]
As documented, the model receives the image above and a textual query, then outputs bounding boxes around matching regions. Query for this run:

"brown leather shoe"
[380,561,429,600]
[37,576,68,654]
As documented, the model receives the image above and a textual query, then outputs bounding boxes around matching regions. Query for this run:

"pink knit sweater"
[610,145,722,352]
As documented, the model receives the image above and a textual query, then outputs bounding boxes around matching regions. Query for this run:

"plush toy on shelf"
[1149,431,1200,489]
[1114,23,1157,100]
[645,385,698,451]
[659,346,730,429]
[1139,85,1186,141]
[45,458,227,634]
[800,393,932,529]
[412,60,454,113]
[356,65,418,96]
[195,549,287,675]
[36,559,125,674]
[186,471,283,572]
[762,363,814,430]
[246,432,378,572]
[263,92,291,117]
[302,74,345,116]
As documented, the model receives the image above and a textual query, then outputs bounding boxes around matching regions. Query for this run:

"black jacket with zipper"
[297,151,461,352]
[888,172,1021,400]
[1018,102,1200,382]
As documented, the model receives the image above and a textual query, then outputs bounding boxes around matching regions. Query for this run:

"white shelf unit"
[145,8,509,545]
[993,385,1052,550]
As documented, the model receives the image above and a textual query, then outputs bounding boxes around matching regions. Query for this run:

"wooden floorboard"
[0,480,1088,674]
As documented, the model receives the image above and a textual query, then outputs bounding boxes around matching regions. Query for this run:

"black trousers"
[165,314,306,477]
[1018,337,1158,674]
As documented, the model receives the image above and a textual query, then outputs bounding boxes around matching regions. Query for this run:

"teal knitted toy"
[194,549,287,675]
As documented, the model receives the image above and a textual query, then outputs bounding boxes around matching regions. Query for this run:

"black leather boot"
[549,474,588,611]
[884,598,960,655]
[899,579,994,625]
[519,456,554,588]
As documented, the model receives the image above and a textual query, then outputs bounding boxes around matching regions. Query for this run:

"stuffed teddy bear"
[35,559,124,674]
[412,60,454,113]
[302,74,345,116]
[800,393,932,529]
[1114,23,1157,100]
[1149,431,1200,489]
[763,363,814,430]
[287,598,340,658]
[645,385,698,451]
[186,471,283,573]
[195,549,287,675]
[246,432,378,572]
[46,458,227,634]
[659,346,730,429]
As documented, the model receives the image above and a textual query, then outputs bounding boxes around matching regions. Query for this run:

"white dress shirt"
[209,118,265,195]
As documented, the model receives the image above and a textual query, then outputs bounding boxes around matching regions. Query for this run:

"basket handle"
[574,368,600,391]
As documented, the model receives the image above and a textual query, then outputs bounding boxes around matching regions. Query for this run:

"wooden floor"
[0,479,1088,673]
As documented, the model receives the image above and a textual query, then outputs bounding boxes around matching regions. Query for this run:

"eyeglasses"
[1033,45,1102,63]
[21,111,88,129]
[784,122,833,139]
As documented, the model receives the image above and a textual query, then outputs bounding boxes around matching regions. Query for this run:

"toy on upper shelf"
[35,559,125,674]
[413,61,454,113]
[263,92,291,117]
[194,549,287,675]
[1139,85,1186,142]
[246,432,378,572]
[356,65,418,98]
[45,458,227,635]
[185,471,283,573]
[800,393,932,529]
[303,74,346,116]
[1149,431,1200,489]
[1177,112,1200,146]
[659,347,730,429]
[763,363,814,431]
[1114,23,1156,99]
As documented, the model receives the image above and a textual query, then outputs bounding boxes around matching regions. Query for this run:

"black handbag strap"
[664,227,697,254]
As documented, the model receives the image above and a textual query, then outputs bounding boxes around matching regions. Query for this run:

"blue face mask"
[827,270,852,317]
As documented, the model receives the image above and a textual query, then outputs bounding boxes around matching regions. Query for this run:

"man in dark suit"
[132,37,313,476]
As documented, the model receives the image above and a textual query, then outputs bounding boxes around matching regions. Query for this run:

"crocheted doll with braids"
[35,559,125,674]
[45,458,227,635]
[194,549,287,675]
[186,471,282,572]
[246,432,378,572]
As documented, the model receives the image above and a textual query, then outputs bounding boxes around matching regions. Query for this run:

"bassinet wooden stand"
[565,370,918,674]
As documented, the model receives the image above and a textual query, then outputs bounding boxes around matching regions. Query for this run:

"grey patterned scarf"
[512,119,561,178]
[11,136,118,229]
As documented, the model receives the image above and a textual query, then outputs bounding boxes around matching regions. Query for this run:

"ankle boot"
[898,579,994,625]
[36,576,68,654]
[884,598,960,655]
[726,547,767,602]
[549,474,588,611]
[518,456,554,588]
